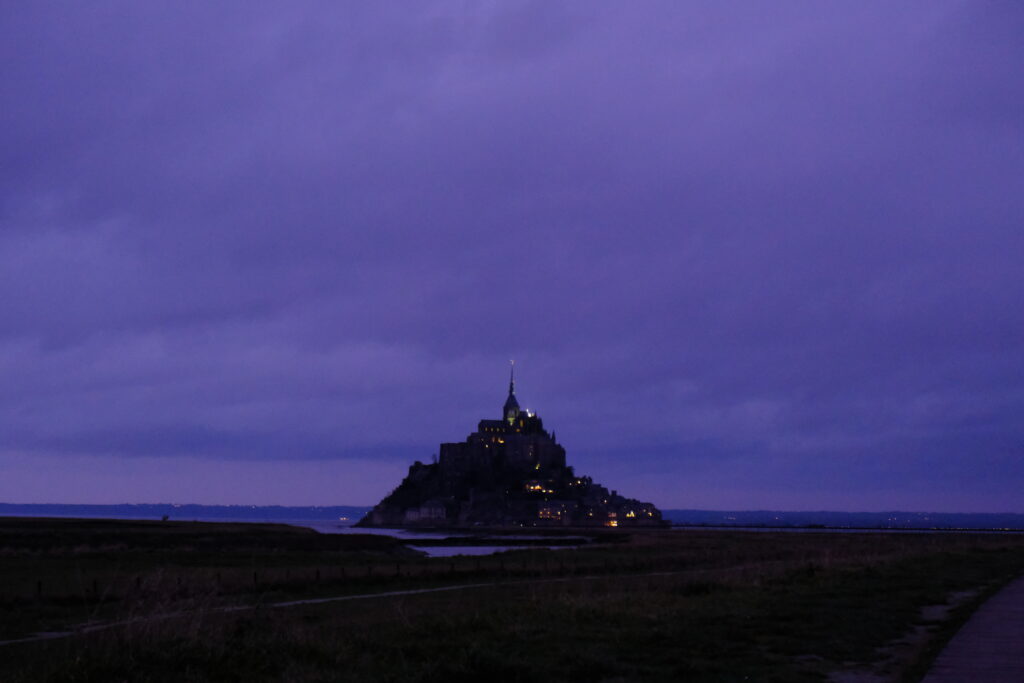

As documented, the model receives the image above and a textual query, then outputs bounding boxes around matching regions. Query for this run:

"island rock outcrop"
[358,368,664,528]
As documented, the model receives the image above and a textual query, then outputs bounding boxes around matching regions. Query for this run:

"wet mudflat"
[2,517,1023,682]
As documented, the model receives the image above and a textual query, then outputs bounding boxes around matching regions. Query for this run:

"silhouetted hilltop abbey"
[358,365,663,528]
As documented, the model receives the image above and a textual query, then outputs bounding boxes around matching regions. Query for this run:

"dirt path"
[921,575,1024,682]
[0,568,714,648]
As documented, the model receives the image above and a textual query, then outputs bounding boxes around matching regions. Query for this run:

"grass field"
[2,518,1023,682]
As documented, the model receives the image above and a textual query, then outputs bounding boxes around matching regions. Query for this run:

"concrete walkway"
[922,576,1024,682]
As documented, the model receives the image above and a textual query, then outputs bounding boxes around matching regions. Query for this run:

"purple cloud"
[1,1,1022,510]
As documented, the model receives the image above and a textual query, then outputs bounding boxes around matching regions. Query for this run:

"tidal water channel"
[296,520,585,557]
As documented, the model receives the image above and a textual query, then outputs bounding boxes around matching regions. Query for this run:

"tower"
[503,360,520,424]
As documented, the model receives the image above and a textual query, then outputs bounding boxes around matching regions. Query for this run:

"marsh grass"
[2,519,1023,682]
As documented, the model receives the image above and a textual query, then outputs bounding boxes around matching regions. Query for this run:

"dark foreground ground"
[2,518,1023,682]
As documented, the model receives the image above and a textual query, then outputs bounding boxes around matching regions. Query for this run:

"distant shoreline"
[2,503,1023,532]
[671,524,1024,534]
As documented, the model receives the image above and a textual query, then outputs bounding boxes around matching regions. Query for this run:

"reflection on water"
[408,545,573,557]
[294,521,583,556]
[297,520,466,540]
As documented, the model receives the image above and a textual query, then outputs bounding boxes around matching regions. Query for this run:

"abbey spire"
[503,360,521,424]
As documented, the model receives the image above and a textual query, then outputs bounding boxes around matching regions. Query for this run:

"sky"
[1,2,1022,512]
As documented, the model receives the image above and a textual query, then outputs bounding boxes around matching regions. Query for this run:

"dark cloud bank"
[1,2,1022,510]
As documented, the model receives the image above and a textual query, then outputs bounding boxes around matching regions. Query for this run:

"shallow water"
[296,521,583,556]
[295,520,467,540]
[408,544,574,557]
[0,513,582,556]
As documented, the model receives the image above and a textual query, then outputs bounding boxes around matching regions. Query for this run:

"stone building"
[439,367,566,474]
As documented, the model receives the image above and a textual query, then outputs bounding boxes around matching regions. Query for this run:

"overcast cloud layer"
[2,2,1022,510]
